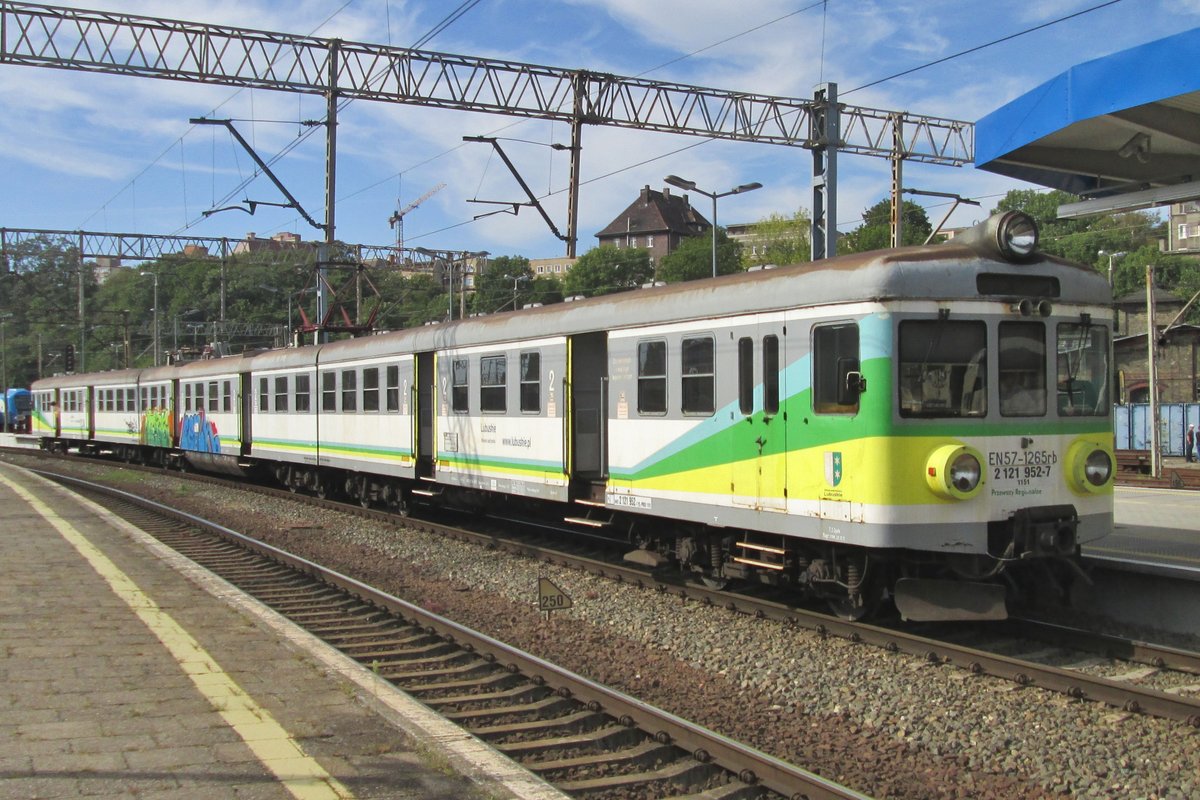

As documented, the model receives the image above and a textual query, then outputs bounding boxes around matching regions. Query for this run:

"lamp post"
[1099,249,1127,290]
[664,175,762,278]
[502,274,529,312]
[140,271,159,366]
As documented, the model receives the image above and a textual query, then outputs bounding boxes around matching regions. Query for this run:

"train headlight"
[998,211,1039,259]
[1084,449,1112,487]
[925,444,985,501]
[954,211,1041,263]
[1065,439,1113,495]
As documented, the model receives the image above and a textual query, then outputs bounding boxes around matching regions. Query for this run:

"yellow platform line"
[0,472,353,800]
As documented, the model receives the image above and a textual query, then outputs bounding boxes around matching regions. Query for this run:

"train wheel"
[827,556,884,620]
[395,493,411,517]
[358,476,372,508]
[827,586,882,621]
[314,480,330,499]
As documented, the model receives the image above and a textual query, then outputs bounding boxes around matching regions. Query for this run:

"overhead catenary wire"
[845,0,1127,94]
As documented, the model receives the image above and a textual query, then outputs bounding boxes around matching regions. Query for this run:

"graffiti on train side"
[180,411,222,453]
[140,408,173,448]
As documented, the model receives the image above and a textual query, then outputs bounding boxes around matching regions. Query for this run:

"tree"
[528,274,563,307]
[656,229,742,283]
[745,209,811,267]
[991,188,1163,266]
[471,256,533,314]
[562,246,652,298]
[838,199,932,254]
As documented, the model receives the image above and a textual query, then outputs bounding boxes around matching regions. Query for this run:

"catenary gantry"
[0,1,974,260]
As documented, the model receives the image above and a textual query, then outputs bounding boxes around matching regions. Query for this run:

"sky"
[1,0,1198,262]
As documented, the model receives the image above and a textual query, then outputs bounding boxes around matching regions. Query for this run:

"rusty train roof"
[34,239,1112,385]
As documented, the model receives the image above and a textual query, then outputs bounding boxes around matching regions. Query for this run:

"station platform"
[1084,474,1200,579]
[0,462,566,800]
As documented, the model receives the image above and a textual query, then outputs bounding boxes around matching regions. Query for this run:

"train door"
[86,387,96,441]
[415,351,435,479]
[731,323,787,512]
[172,379,181,448]
[568,332,608,487]
[239,372,252,455]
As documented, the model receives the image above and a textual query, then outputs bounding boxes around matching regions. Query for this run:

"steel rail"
[41,469,870,800]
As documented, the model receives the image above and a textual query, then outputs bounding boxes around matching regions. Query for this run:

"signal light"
[64,344,75,373]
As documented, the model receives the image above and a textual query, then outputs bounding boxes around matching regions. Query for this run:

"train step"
[572,498,606,508]
[563,515,609,528]
[411,487,443,498]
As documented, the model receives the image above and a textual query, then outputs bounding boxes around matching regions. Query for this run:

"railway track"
[45,470,866,800]
[10,446,1200,732]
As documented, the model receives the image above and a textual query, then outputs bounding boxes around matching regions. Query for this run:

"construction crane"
[389,183,446,251]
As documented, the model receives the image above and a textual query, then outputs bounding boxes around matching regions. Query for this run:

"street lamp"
[664,175,763,278]
[1099,249,1127,290]
[139,271,159,366]
[502,274,529,312]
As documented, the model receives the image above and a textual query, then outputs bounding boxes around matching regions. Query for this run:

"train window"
[1057,323,1110,416]
[341,370,358,412]
[898,320,986,418]
[127,388,136,412]
[274,376,289,413]
[638,340,667,415]
[184,383,193,412]
[452,359,469,413]
[363,368,380,412]
[520,352,540,413]
[223,381,233,413]
[813,323,861,414]
[999,322,1046,417]
[194,383,205,412]
[386,366,400,413]
[681,336,714,415]
[764,335,780,417]
[259,377,270,413]
[480,356,507,413]
[738,338,753,416]
[295,374,311,413]
[208,382,219,413]
[322,372,336,412]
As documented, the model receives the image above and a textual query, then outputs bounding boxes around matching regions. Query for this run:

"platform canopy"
[975,27,1200,218]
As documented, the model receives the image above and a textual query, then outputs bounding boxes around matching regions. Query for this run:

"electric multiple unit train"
[31,211,1114,620]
